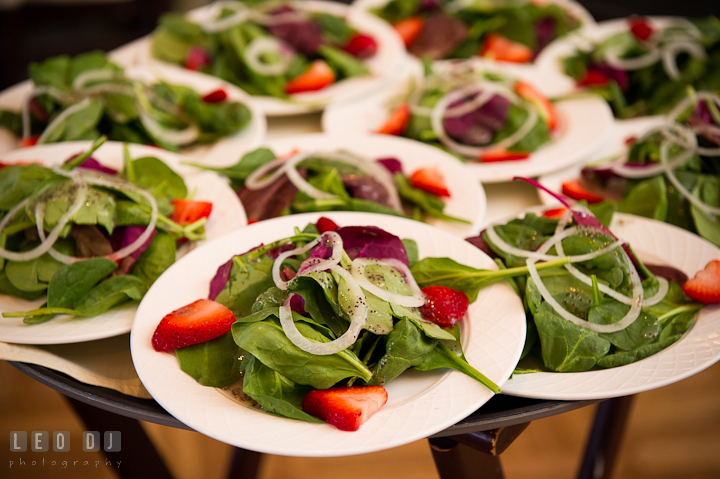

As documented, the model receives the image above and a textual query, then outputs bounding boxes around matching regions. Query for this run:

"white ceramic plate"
[130,1,406,117]
[499,213,720,400]
[322,58,614,183]
[536,115,669,205]
[0,141,247,345]
[130,211,526,457]
[248,132,487,238]
[0,64,266,164]
[534,17,687,97]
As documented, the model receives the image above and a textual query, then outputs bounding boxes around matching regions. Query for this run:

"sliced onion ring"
[351,258,425,307]
[244,36,293,76]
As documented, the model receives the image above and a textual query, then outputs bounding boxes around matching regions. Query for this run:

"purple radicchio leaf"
[465,230,498,260]
[534,17,557,56]
[290,294,307,315]
[443,94,510,145]
[208,243,270,300]
[336,226,409,266]
[267,7,323,56]
[341,175,393,207]
[110,226,156,273]
[376,157,403,175]
[67,155,118,175]
[589,63,628,92]
[297,234,335,276]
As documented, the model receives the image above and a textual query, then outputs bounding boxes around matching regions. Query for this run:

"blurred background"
[0,0,717,90]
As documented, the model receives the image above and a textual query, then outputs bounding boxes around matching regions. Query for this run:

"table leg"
[65,396,174,479]
[577,395,635,479]
[226,447,263,479]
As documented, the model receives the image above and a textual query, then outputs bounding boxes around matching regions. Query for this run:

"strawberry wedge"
[481,149,530,162]
[515,81,558,131]
[419,285,469,328]
[152,298,236,352]
[561,180,603,203]
[393,17,424,47]
[683,260,720,304]
[479,33,533,63]
[169,199,213,225]
[410,166,450,197]
[302,386,388,431]
[285,60,336,94]
[376,103,410,135]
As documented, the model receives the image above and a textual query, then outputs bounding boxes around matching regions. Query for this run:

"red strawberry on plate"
[342,33,378,59]
[169,199,213,225]
[376,103,410,136]
[285,60,336,94]
[683,260,720,304]
[410,166,450,197]
[152,298,236,352]
[419,285,469,328]
[561,180,603,203]
[302,386,388,431]
[316,216,339,234]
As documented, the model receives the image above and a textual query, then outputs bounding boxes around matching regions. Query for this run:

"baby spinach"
[215,253,275,318]
[131,232,176,287]
[72,274,147,317]
[176,332,243,388]
[46,257,117,309]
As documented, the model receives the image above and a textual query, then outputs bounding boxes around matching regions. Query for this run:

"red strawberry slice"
[19,136,39,148]
[185,46,211,71]
[410,166,450,197]
[316,216,339,234]
[629,16,654,41]
[561,180,603,203]
[169,199,213,225]
[376,103,410,135]
[302,386,388,431]
[202,88,228,103]
[419,285,469,328]
[577,69,610,88]
[285,60,336,94]
[392,17,424,47]
[151,298,236,352]
[342,33,378,59]
[515,81,558,131]
[479,33,533,63]
[683,260,720,304]
[481,149,531,163]
[542,207,569,219]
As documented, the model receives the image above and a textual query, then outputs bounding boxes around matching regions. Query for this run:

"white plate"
[0,141,247,345]
[0,64,266,164]
[535,17,688,97]
[129,1,406,117]
[536,115,669,204]
[500,213,720,400]
[250,132,487,238]
[322,58,614,183]
[130,211,526,457]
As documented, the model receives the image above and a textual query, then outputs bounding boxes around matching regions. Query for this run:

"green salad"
[562,16,720,118]
[0,139,213,324]
[0,51,252,151]
[151,1,376,99]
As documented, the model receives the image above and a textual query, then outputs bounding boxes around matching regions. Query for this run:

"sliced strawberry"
[515,81,558,131]
[285,60,336,94]
[302,386,388,431]
[419,285,469,328]
[392,17,424,47]
[479,33,533,63]
[683,260,720,304]
[376,103,410,135]
[561,180,603,203]
[577,69,609,88]
[542,207,569,219]
[625,135,638,146]
[342,33,378,59]
[629,16,654,42]
[410,166,450,197]
[202,88,228,103]
[480,149,531,163]
[185,46,211,71]
[316,216,339,234]
[151,298,236,352]
[169,199,213,225]
[19,136,39,148]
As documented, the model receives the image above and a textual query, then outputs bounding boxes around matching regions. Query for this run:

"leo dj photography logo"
[9,431,122,470]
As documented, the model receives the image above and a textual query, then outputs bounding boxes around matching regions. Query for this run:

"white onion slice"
[0,176,87,262]
[22,85,73,139]
[279,265,367,355]
[660,142,720,216]
[661,41,707,80]
[244,157,289,190]
[244,36,293,76]
[71,69,121,91]
[351,258,425,307]
[37,97,94,145]
[47,168,159,264]
[138,109,199,146]
[644,277,669,307]
[284,153,337,200]
[296,231,344,276]
[443,88,494,119]
[198,1,249,33]
[271,236,321,290]
[604,46,660,70]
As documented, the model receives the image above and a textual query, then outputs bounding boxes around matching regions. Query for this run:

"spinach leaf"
[690,177,720,247]
[317,45,369,78]
[591,300,659,351]
[73,274,147,317]
[534,302,611,372]
[0,109,22,136]
[215,253,275,318]
[0,164,60,210]
[46,258,118,308]
[29,55,71,90]
[125,156,187,201]
[241,353,321,422]
[183,147,276,191]
[5,242,72,293]
[597,334,682,369]
[618,176,668,220]
[0,271,45,300]
[176,332,243,387]
[232,317,372,389]
[41,98,104,143]
[131,231,176,287]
